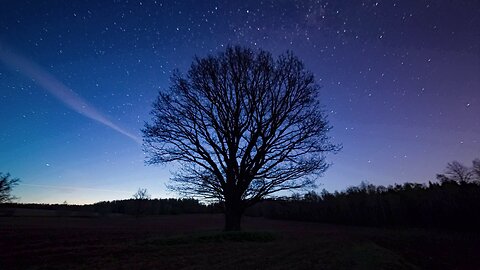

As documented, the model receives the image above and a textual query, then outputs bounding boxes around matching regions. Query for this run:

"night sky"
[1,0,478,204]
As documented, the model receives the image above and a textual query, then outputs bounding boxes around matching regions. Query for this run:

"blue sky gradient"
[0,0,478,203]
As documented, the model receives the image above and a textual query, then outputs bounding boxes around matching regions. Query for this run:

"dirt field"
[1,213,479,269]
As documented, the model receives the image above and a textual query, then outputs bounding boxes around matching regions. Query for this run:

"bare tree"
[132,188,151,200]
[472,159,480,182]
[143,46,339,230]
[0,172,19,203]
[436,160,474,183]
[132,188,151,217]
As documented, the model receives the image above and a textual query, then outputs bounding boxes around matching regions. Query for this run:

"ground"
[1,213,479,269]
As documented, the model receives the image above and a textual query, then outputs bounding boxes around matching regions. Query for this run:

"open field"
[1,213,479,269]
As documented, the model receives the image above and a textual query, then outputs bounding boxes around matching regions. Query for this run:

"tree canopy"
[436,159,479,183]
[143,46,338,230]
[0,172,19,203]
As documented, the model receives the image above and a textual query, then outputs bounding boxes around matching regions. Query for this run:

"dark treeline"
[246,180,480,230]
[3,181,480,230]
[4,179,480,231]
[1,198,222,216]
[92,198,221,216]
[3,159,479,230]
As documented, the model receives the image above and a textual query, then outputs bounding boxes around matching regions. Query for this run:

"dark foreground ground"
[1,213,479,270]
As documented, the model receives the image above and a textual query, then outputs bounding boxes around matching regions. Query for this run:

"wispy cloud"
[0,42,141,144]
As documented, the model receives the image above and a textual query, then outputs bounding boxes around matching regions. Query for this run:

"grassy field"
[1,213,479,269]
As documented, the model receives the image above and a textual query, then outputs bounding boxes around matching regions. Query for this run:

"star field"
[0,0,478,203]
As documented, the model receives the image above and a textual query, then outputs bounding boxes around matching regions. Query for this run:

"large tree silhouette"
[143,46,338,230]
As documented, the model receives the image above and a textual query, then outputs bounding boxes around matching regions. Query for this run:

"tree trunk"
[224,200,243,231]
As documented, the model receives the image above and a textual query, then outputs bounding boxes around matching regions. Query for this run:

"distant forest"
[1,198,221,217]
[2,180,479,231]
[246,179,480,231]
[2,159,479,231]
